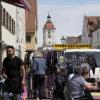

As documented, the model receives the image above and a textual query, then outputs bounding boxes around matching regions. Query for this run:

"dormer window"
[89,21,93,25]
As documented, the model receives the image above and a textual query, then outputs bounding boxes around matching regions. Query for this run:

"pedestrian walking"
[46,51,57,98]
[2,45,26,100]
[31,51,47,100]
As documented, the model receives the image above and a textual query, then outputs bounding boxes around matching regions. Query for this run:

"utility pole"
[0,0,2,69]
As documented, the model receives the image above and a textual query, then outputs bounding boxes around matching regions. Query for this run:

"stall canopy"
[1,0,30,11]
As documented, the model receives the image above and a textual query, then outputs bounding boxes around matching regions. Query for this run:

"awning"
[1,0,30,11]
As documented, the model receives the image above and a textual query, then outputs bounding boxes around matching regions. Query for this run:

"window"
[5,12,9,28]
[97,31,99,40]
[12,19,15,34]
[26,35,31,42]
[48,35,51,38]
[89,22,93,25]
[97,45,100,49]
[9,16,11,32]
[2,7,15,35]
[48,30,51,34]
[2,8,6,26]
[48,41,51,44]
[13,21,15,34]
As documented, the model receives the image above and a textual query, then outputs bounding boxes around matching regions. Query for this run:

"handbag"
[21,84,27,99]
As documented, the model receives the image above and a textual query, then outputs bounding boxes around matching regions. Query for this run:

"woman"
[32,51,47,100]
[68,66,95,100]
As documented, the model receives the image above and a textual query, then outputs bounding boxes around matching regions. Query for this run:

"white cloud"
[37,4,100,47]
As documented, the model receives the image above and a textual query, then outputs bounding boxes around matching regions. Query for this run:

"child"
[21,84,27,100]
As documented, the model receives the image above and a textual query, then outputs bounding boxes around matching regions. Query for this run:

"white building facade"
[42,14,56,50]
[16,7,26,59]
[1,2,26,60]
[81,16,100,46]
[92,28,100,49]
[43,29,55,46]
[81,16,92,44]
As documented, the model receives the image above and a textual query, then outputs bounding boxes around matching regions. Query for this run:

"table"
[91,92,100,100]
[89,87,100,100]
[89,87,100,92]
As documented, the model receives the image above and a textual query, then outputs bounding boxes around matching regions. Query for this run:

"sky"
[37,0,100,47]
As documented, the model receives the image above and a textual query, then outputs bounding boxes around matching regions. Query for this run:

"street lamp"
[61,36,66,44]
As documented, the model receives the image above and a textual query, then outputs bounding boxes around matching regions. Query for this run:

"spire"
[47,13,51,22]
[43,13,56,30]
[84,14,86,20]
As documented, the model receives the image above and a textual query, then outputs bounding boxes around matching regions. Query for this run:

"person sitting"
[68,66,95,100]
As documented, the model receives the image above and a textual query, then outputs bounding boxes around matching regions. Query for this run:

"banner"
[53,44,91,50]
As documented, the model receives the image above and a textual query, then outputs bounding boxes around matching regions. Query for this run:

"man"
[2,45,25,100]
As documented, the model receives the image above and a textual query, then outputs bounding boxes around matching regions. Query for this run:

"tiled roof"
[43,14,56,30]
[43,22,56,30]
[85,16,100,37]
[85,16,100,36]
[66,35,81,44]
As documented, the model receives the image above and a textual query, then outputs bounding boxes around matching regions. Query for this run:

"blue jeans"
[2,92,21,100]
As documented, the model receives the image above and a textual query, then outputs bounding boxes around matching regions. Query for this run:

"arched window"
[5,12,9,28]
[2,8,6,26]
[48,41,51,44]
[9,16,11,32]
[12,19,15,34]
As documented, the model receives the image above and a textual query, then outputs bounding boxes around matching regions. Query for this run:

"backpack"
[53,74,73,100]
[63,82,73,100]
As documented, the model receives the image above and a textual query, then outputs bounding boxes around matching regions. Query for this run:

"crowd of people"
[0,45,98,100]
[65,53,97,75]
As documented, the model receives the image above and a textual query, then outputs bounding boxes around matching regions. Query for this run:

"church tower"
[43,14,56,47]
